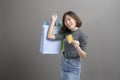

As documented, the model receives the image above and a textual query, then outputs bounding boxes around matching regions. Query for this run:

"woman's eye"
[68,18,70,21]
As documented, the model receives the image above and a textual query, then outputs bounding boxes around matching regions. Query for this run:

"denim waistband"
[63,52,80,59]
[62,56,80,62]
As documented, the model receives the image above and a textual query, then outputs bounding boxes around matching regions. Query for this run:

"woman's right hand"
[51,14,58,22]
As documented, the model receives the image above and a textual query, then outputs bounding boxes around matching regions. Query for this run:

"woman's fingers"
[72,40,80,46]
[52,14,58,21]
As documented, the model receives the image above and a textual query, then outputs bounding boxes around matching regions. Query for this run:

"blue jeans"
[60,56,81,80]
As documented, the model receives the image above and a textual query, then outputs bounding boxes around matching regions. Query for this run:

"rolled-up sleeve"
[54,30,66,40]
[55,33,65,40]
[79,32,88,52]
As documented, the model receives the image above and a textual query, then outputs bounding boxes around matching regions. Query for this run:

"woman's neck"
[71,27,78,31]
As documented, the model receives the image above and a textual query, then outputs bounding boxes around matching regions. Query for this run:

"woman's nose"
[66,20,70,24]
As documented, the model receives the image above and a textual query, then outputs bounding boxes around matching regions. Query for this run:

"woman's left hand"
[72,40,80,48]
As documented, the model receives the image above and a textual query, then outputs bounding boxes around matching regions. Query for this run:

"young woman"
[47,11,88,80]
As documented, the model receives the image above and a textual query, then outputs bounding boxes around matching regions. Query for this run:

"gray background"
[0,0,120,80]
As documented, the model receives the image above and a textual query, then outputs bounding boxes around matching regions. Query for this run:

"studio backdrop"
[0,0,120,80]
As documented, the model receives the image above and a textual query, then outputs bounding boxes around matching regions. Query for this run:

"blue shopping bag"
[40,21,63,54]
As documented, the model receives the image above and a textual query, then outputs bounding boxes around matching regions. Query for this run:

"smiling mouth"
[67,24,72,27]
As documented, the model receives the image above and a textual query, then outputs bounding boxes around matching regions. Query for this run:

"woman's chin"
[67,26,74,30]
[69,27,74,30]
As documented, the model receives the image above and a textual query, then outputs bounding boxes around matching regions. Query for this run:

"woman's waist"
[63,52,80,59]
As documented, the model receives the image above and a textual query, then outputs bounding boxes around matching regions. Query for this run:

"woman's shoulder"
[59,30,70,35]
[78,29,88,38]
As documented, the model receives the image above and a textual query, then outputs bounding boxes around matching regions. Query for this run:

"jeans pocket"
[69,59,80,67]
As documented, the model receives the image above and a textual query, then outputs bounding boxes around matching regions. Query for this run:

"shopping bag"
[40,21,63,54]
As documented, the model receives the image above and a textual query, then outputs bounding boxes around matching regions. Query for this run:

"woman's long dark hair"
[61,11,82,33]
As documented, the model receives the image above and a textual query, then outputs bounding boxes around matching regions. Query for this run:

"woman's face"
[64,15,77,30]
